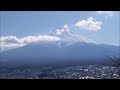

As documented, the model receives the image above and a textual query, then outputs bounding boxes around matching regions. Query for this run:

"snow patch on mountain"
[50,27,95,44]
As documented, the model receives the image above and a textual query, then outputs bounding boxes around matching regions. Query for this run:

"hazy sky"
[0,11,119,51]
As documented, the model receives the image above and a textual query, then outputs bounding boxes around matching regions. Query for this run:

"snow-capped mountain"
[50,27,95,43]
[0,28,119,65]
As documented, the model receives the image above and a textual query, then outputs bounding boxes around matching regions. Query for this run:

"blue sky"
[0,11,119,51]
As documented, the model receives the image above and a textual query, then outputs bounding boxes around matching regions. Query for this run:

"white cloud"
[75,17,102,31]
[63,24,69,28]
[1,36,22,44]
[55,28,69,35]
[54,24,70,35]
[20,35,61,43]
[96,11,113,16]
[0,35,61,52]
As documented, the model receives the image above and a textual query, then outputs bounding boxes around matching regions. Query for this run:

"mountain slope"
[0,28,119,65]
[1,41,119,65]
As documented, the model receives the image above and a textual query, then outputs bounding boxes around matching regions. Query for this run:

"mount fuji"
[0,28,119,65]
[50,27,95,43]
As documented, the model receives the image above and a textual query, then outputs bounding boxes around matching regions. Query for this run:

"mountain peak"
[51,28,70,36]
[50,27,95,44]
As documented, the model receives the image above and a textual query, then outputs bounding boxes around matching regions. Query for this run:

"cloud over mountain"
[0,35,60,51]
[1,24,96,52]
